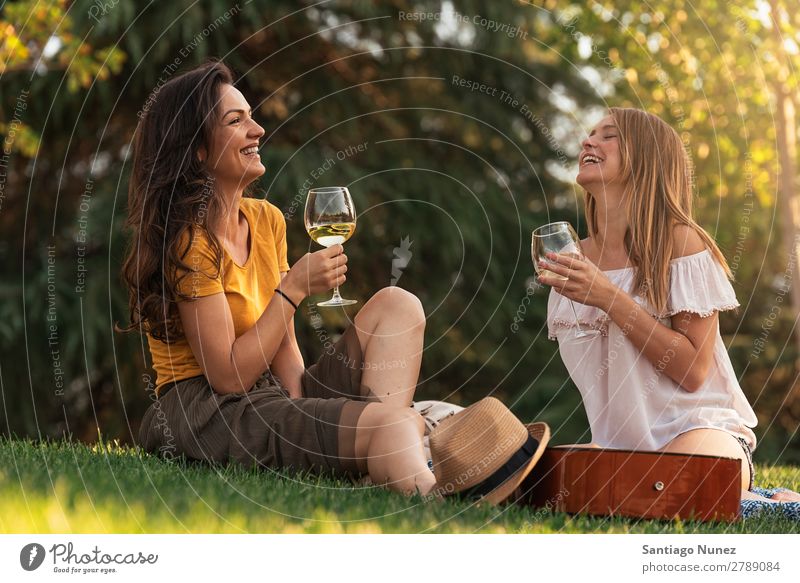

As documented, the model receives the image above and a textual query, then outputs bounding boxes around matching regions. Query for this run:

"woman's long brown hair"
[584,107,734,316]
[117,60,233,343]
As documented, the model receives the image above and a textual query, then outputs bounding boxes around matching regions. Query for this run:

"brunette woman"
[120,60,435,496]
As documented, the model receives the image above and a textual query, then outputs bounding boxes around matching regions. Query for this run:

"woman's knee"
[367,287,425,325]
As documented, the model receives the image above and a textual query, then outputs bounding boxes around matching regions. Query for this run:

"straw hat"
[429,397,550,505]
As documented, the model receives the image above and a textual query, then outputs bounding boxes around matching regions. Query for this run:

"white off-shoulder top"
[546,248,758,451]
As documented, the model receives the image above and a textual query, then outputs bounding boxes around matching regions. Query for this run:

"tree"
[768,0,800,370]
[1,0,598,445]
[530,0,800,460]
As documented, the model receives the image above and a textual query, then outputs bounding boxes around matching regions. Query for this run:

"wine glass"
[304,186,358,307]
[532,221,599,339]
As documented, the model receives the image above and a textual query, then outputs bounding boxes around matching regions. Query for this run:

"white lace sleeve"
[666,250,740,317]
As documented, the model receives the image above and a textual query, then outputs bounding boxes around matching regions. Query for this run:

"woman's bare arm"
[268,273,306,398]
[541,225,720,392]
[178,283,296,394]
[602,293,719,392]
[178,246,346,394]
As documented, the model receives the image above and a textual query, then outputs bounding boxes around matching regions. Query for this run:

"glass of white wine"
[304,186,358,307]
[532,221,599,339]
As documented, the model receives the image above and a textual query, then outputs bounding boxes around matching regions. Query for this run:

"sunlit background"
[2,0,799,468]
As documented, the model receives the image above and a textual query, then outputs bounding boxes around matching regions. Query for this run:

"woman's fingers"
[538,259,569,278]
[546,251,582,268]
[322,244,344,258]
[325,263,348,287]
[326,256,349,270]
[538,270,567,289]
[537,253,611,308]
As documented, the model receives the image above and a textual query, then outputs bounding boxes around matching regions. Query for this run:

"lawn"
[1,437,798,534]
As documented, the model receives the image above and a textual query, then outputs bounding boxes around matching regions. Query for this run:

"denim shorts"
[735,436,754,491]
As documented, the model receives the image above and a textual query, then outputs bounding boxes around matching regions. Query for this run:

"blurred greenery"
[0,0,798,467]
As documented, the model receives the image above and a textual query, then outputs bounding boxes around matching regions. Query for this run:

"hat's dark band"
[457,434,539,500]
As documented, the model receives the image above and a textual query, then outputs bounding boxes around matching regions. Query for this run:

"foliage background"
[1,0,798,464]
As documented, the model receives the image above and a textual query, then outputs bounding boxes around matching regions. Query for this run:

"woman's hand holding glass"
[536,252,615,312]
[533,221,602,340]
[280,246,349,306]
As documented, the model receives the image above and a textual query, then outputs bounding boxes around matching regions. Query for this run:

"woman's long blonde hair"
[584,107,733,316]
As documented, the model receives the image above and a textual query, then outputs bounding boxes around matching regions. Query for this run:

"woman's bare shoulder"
[671,224,707,259]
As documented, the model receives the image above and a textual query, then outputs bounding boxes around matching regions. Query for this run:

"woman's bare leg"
[658,428,753,494]
[353,402,435,496]
[741,490,781,502]
[353,287,425,408]
[659,428,800,505]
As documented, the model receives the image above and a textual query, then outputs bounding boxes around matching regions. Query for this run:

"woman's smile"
[240,143,260,158]
[580,152,603,166]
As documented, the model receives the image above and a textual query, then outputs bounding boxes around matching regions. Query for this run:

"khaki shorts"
[138,325,369,478]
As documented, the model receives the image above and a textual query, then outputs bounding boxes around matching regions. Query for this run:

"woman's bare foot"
[770,489,800,502]
[742,490,780,503]
[742,489,800,503]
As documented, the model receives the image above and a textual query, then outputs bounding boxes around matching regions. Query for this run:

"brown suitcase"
[517,447,742,522]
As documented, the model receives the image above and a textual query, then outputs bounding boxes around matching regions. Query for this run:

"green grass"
[1,437,799,533]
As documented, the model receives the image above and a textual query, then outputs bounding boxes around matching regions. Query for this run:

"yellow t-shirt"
[147,197,290,395]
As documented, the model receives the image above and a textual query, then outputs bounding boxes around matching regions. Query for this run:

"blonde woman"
[538,107,800,511]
